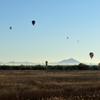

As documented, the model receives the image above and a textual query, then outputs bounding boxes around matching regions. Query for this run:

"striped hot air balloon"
[89,52,94,59]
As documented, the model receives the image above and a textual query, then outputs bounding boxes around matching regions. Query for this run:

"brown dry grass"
[0,70,100,100]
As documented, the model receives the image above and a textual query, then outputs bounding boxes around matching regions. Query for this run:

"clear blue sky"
[0,0,100,64]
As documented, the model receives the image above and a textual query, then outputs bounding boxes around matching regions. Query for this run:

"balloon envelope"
[32,20,35,25]
[79,63,84,66]
[10,27,12,30]
[89,52,94,58]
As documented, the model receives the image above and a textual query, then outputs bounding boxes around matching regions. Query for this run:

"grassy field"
[0,70,100,100]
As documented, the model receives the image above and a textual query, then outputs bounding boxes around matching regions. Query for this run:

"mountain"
[0,58,98,66]
[1,58,80,66]
[59,58,80,64]
[50,58,80,65]
[5,61,36,65]
[0,62,4,65]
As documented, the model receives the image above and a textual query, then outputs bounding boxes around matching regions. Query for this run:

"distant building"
[45,61,48,67]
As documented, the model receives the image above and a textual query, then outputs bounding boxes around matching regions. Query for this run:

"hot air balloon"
[32,20,35,25]
[89,52,94,59]
[99,63,100,66]
[79,63,84,66]
[67,37,69,39]
[10,27,12,30]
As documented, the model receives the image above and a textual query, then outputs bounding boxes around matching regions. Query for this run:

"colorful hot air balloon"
[32,20,35,25]
[89,52,94,59]
[79,63,84,66]
[10,27,12,30]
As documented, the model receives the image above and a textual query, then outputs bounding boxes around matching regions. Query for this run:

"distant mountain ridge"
[0,58,80,65]
[0,62,4,64]
[5,61,36,65]
[0,58,98,66]
[50,58,80,65]
[59,58,80,64]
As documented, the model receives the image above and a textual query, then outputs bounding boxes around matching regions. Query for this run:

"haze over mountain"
[49,58,80,65]
[0,58,80,65]
[0,62,4,65]
[5,61,36,65]
[0,58,98,66]
[59,58,80,64]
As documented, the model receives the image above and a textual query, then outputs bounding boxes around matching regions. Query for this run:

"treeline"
[0,65,100,70]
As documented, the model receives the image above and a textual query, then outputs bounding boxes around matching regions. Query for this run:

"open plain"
[0,70,100,100]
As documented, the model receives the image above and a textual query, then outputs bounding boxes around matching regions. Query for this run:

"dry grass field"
[0,70,100,100]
